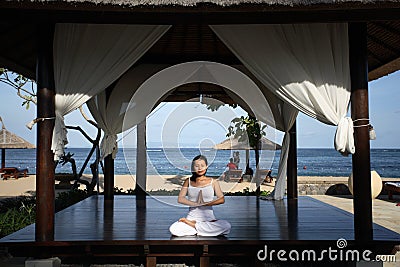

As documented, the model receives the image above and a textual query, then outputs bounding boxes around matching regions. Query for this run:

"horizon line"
[60,146,400,150]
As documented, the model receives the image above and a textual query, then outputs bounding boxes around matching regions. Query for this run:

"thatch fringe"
[26,0,400,7]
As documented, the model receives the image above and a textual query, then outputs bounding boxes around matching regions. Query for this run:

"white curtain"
[52,23,170,160]
[270,104,298,200]
[87,64,169,160]
[233,65,287,132]
[123,61,276,131]
[211,23,354,156]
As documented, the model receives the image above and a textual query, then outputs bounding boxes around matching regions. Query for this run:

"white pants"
[169,219,231,237]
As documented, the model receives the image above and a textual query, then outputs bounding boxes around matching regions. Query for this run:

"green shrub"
[148,189,180,196]
[0,202,35,237]
[0,194,35,213]
[0,189,90,238]
[224,187,270,196]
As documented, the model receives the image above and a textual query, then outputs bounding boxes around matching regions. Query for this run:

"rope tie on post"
[352,118,376,140]
[26,117,56,130]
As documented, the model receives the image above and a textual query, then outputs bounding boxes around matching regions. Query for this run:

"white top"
[186,179,216,222]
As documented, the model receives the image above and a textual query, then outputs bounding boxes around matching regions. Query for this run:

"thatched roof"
[214,136,281,150]
[0,117,35,149]
[0,0,399,82]
[2,0,399,7]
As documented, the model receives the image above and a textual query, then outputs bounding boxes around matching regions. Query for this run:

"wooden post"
[349,22,373,242]
[200,245,210,267]
[286,122,299,240]
[287,199,299,240]
[103,199,114,240]
[104,85,115,201]
[1,148,5,169]
[36,23,56,242]
[136,120,147,203]
[200,256,210,267]
[104,154,114,201]
[146,256,157,267]
[255,145,261,196]
[287,121,298,199]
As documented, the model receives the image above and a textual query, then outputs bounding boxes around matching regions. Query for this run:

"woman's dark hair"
[190,155,208,181]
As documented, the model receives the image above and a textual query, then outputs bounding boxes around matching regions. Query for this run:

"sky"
[0,70,399,149]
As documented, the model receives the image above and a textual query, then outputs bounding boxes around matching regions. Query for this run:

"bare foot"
[179,218,196,228]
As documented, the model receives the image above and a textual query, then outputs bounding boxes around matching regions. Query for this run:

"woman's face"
[192,159,208,176]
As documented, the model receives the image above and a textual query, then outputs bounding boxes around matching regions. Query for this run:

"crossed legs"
[170,218,231,237]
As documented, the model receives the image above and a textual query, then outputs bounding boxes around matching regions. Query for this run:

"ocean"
[2,148,400,178]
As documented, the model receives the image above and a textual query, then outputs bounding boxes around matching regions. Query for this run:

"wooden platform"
[385,183,400,200]
[1,195,399,265]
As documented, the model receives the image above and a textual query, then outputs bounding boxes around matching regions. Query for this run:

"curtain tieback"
[100,134,118,160]
[335,117,355,156]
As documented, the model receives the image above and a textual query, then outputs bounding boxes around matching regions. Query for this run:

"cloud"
[299,131,318,137]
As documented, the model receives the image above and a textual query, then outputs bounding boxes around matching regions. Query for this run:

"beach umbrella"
[213,136,281,151]
[213,136,281,173]
[0,117,35,169]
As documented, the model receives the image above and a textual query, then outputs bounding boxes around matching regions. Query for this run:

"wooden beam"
[349,22,373,243]
[104,154,114,201]
[35,23,55,242]
[287,121,298,200]
[1,4,400,24]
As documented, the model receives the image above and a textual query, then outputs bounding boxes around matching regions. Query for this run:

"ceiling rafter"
[368,33,400,56]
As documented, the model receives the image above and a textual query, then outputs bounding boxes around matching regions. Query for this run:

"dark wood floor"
[2,195,399,242]
[1,195,399,263]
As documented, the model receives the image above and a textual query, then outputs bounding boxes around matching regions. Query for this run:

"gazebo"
[0,0,400,266]
[0,116,35,169]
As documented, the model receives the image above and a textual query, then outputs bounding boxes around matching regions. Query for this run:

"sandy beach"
[1,174,399,199]
[0,174,277,198]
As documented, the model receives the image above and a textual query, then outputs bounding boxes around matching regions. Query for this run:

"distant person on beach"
[226,158,237,170]
[233,151,240,167]
[244,166,254,176]
[220,157,238,181]
[169,155,231,236]
[263,169,274,183]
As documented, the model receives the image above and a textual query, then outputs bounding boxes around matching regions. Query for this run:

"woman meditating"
[169,155,231,237]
